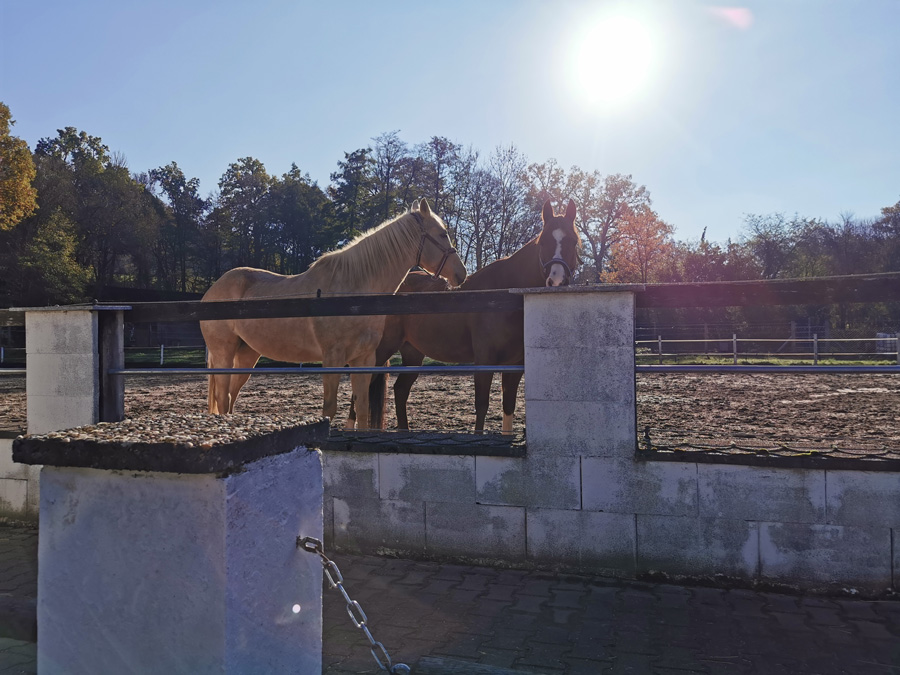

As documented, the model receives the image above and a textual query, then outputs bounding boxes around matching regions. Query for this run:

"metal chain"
[298,536,411,674]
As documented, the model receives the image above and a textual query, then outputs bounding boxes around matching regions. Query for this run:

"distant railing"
[637,334,900,366]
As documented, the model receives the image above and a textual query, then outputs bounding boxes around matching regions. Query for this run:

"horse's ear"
[565,199,576,224]
[419,198,432,217]
[542,200,554,224]
[411,199,420,211]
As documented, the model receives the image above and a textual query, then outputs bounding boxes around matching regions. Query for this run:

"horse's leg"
[225,343,260,413]
[322,372,341,423]
[500,371,524,435]
[393,344,424,430]
[367,340,397,430]
[366,367,389,430]
[473,371,494,432]
[348,371,371,430]
[207,343,237,415]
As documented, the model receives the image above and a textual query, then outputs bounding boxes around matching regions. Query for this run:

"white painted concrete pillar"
[522,287,637,461]
[14,416,328,675]
[518,287,639,572]
[25,307,100,435]
[474,289,639,501]
[23,304,126,434]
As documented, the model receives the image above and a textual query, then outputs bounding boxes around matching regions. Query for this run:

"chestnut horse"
[359,199,579,432]
[200,199,467,428]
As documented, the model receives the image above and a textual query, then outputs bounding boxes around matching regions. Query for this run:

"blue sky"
[2,0,897,243]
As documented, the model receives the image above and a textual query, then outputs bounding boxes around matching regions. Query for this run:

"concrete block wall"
[324,287,900,595]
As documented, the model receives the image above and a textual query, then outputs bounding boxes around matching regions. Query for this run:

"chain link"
[299,536,411,674]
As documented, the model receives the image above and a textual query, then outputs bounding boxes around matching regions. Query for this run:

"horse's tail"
[368,370,388,429]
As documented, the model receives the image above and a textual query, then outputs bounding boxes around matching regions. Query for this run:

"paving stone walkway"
[2,523,900,674]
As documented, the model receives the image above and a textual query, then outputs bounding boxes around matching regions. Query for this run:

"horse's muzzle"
[544,258,572,287]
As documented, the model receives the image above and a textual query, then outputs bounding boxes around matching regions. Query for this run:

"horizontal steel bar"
[653,352,895,357]
[635,337,899,344]
[109,365,524,376]
[636,365,900,374]
[0,369,26,376]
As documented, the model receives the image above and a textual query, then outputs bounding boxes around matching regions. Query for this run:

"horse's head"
[410,199,468,286]
[538,199,580,287]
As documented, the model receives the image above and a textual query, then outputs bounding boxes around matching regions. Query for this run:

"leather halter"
[411,211,457,279]
[540,253,573,286]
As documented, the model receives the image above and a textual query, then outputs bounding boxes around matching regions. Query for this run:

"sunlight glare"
[568,13,658,111]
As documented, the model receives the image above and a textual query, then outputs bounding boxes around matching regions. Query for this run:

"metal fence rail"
[109,365,525,376]
[638,334,900,366]
[637,365,900,374]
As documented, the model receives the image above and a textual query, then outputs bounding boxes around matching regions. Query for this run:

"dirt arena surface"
[2,372,899,451]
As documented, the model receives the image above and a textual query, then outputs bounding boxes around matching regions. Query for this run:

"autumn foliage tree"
[609,205,674,283]
[0,103,37,231]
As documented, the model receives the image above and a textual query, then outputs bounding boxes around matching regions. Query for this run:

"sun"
[567,13,658,111]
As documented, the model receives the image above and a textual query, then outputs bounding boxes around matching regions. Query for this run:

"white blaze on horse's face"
[546,229,568,287]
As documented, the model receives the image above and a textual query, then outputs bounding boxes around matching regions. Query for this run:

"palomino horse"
[200,199,467,429]
[361,199,579,432]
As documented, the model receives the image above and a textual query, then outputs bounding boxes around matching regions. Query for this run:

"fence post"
[896,333,899,366]
[733,333,738,365]
[518,286,637,566]
[813,333,818,365]
[160,343,165,366]
[99,309,125,423]
[658,335,663,365]
[1,346,3,364]
[14,417,328,674]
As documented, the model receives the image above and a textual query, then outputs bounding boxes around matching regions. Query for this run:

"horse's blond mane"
[308,210,424,288]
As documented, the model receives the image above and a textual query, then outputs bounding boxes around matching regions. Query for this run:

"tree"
[525,159,567,220]
[149,162,207,292]
[371,131,409,222]
[9,209,91,305]
[29,127,163,297]
[268,164,334,274]
[610,205,674,283]
[328,148,377,238]
[488,144,532,259]
[874,198,900,272]
[35,126,109,170]
[742,213,794,279]
[567,171,650,282]
[415,136,462,227]
[0,103,37,231]
[217,157,273,268]
[457,168,501,270]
